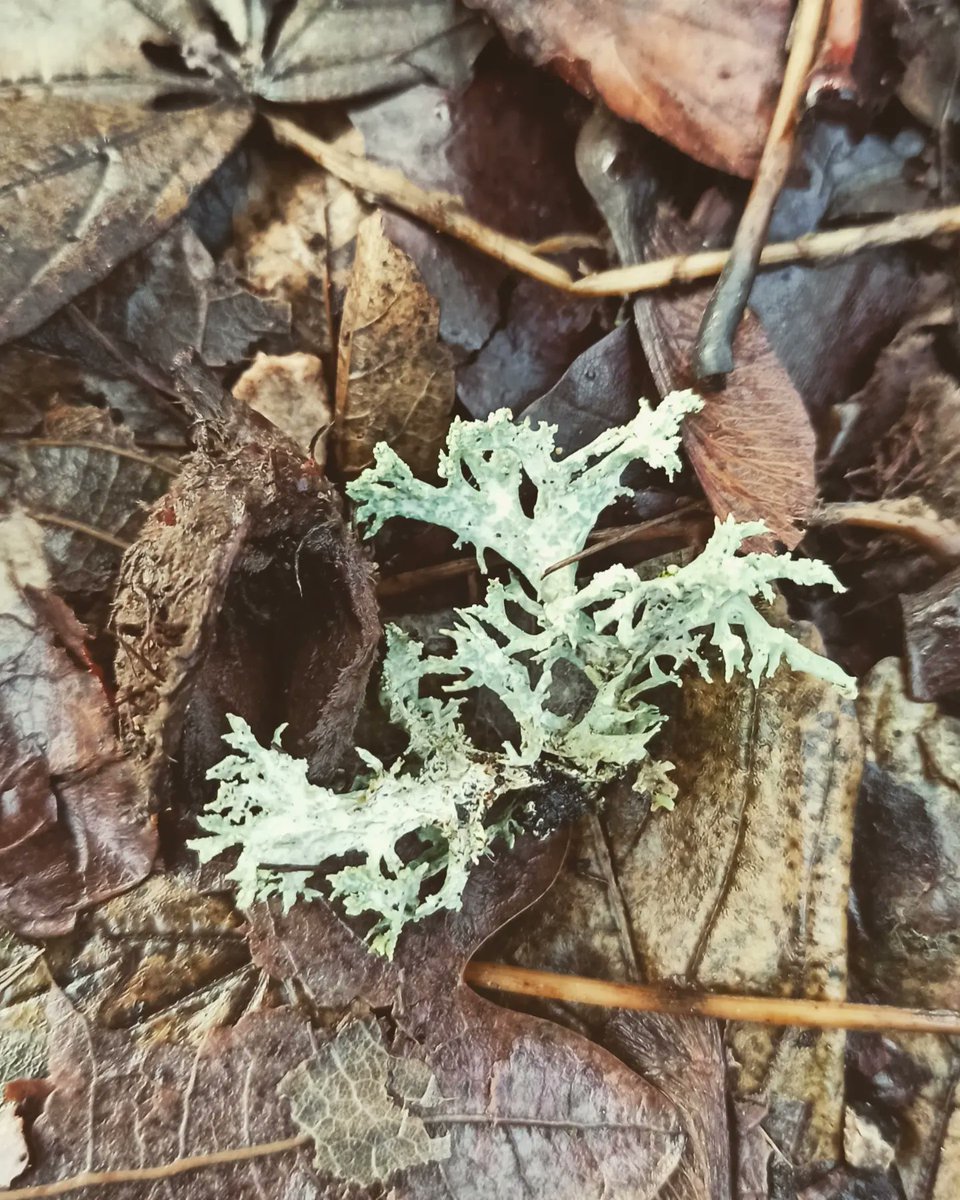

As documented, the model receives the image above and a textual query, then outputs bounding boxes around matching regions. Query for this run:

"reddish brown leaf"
[334,212,456,476]
[632,212,817,548]
[248,835,687,1196]
[0,513,155,938]
[464,0,791,177]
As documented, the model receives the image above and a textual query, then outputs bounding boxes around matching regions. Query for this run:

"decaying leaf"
[12,997,321,1198]
[112,432,379,813]
[232,351,332,459]
[0,931,50,1085]
[228,156,334,357]
[0,0,488,343]
[249,835,688,1197]
[350,67,609,417]
[0,512,156,937]
[334,212,455,476]
[853,657,960,1011]
[577,111,817,548]
[0,404,174,595]
[33,222,290,380]
[280,1019,451,1183]
[902,565,960,702]
[465,0,792,177]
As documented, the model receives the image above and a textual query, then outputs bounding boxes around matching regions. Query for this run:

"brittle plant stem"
[692,0,829,377]
[269,116,960,301]
[466,961,960,1035]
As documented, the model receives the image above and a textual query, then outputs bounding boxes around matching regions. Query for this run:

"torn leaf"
[280,1020,450,1184]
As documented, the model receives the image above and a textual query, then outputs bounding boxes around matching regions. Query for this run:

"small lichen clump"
[191,391,855,956]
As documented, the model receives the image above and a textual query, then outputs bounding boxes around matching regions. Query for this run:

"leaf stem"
[466,961,960,1035]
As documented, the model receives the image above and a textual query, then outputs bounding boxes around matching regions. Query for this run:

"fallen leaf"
[12,997,324,1198]
[577,111,817,547]
[853,657,960,1011]
[0,95,252,346]
[0,404,174,595]
[749,121,922,415]
[0,932,50,1086]
[496,612,861,1168]
[112,433,379,813]
[518,323,654,453]
[464,0,792,177]
[0,512,156,937]
[47,873,259,1047]
[334,212,455,476]
[902,565,960,701]
[32,222,290,379]
[280,1019,451,1183]
[248,835,688,1197]
[228,155,334,357]
[350,63,610,417]
[0,0,488,343]
[232,351,332,459]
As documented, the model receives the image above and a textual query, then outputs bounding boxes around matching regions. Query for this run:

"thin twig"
[0,1135,310,1199]
[269,116,574,290]
[270,114,960,303]
[465,962,960,1035]
[541,506,708,578]
[30,512,131,551]
[693,0,830,377]
[812,501,960,562]
[377,511,706,599]
[568,205,960,295]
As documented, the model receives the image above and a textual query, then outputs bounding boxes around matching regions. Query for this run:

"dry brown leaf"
[232,352,332,460]
[334,212,455,476]
[464,0,791,177]
[495,614,861,1169]
[0,513,156,938]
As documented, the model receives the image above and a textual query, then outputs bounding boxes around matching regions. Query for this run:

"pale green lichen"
[191,392,856,956]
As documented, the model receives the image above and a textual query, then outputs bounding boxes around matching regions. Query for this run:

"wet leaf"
[334,212,455,476]
[112,433,379,813]
[248,835,688,1197]
[464,0,792,177]
[0,404,174,595]
[0,512,156,938]
[0,0,487,343]
[577,112,816,547]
